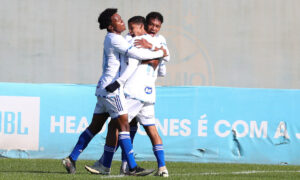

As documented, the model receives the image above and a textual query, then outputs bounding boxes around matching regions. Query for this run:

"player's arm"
[158,35,170,62]
[134,38,153,49]
[105,57,139,93]
[158,61,167,77]
[117,58,139,85]
[111,35,166,60]
[136,36,169,76]
[134,35,170,62]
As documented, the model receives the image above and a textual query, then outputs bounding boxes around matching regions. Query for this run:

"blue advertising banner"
[0,83,299,165]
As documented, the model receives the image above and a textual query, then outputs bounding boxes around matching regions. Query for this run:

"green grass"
[0,158,300,180]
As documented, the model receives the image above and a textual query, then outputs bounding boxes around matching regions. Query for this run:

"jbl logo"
[0,111,28,134]
[0,96,40,150]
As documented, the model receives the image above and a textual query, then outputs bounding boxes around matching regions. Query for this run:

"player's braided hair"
[98,8,118,30]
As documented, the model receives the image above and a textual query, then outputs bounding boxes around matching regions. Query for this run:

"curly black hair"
[98,8,118,30]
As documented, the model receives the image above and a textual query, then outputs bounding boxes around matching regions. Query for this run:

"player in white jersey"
[103,14,170,177]
[63,8,166,176]
[127,12,170,177]
[89,9,169,176]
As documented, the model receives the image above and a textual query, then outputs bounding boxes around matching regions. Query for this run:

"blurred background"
[1,0,299,89]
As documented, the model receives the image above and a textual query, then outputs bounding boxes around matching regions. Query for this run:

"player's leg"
[85,95,154,176]
[120,118,138,174]
[126,97,142,143]
[68,113,109,161]
[129,118,138,143]
[144,126,168,177]
[88,114,142,175]
[100,119,119,170]
[84,96,124,175]
[138,103,168,177]
[119,98,142,174]
[62,97,109,174]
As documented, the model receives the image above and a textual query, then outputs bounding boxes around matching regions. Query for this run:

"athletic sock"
[102,145,116,168]
[153,144,165,168]
[130,125,138,143]
[121,150,126,162]
[121,160,128,172]
[118,132,137,170]
[69,129,94,161]
[98,154,104,164]
[121,125,138,161]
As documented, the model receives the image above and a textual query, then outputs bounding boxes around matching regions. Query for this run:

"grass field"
[0,158,300,180]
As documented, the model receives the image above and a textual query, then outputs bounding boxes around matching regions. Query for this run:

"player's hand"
[155,46,168,57]
[105,81,120,93]
[134,38,152,49]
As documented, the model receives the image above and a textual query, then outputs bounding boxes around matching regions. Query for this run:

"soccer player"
[120,12,170,177]
[62,8,166,176]
[86,15,169,177]
[123,11,169,148]
[117,13,169,177]
[119,14,169,177]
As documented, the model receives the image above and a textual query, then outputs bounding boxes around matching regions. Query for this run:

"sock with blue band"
[121,125,138,161]
[101,145,116,168]
[69,129,94,161]
[118,131,137,170]
[153,144,165,168]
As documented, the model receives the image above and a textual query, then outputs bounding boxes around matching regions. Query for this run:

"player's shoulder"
[131,34,149,40]
[108,33,124,42]
[124,33,133,42]
[142,34,156,42]
[108,33,128,46]
[156,34,167,43]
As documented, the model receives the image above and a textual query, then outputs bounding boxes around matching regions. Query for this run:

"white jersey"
[120,34,170,103]
[124,63,158,103]
[152,34,170,63]
[95,32,164,97]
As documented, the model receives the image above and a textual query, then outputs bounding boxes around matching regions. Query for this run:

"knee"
[129,118,138,127]
[108,120,118,130]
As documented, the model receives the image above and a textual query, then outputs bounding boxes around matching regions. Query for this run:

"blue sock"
[119,132,137,170]
[130,125,138,142]
[121,149,126,162]
[153,144,165,168]
[69,129,93,161]
[121,125,138,162]
[98,154,104,164]
[102,145,116,168]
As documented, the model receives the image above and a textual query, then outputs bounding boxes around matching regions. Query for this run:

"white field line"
[93,170,300,178]
[172,170,300,176]
[99,175,125,178]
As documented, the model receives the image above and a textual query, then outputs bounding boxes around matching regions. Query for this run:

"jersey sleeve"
[159,35,170,62]
[116,58,139,85]
[111,35,164,60]
[158,61,167,77]
[126,46,164,61]
[111,35,132,54]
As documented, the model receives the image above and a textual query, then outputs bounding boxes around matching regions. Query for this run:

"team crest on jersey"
[144,87,152,94]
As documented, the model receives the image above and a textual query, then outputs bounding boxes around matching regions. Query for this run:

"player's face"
[128,23,144,37]
[147,18,161,36]
[110,13,126,34]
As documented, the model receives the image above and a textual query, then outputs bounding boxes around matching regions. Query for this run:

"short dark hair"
[128,16,146,26]
[98,8,118,30]
[146,12,163,24]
